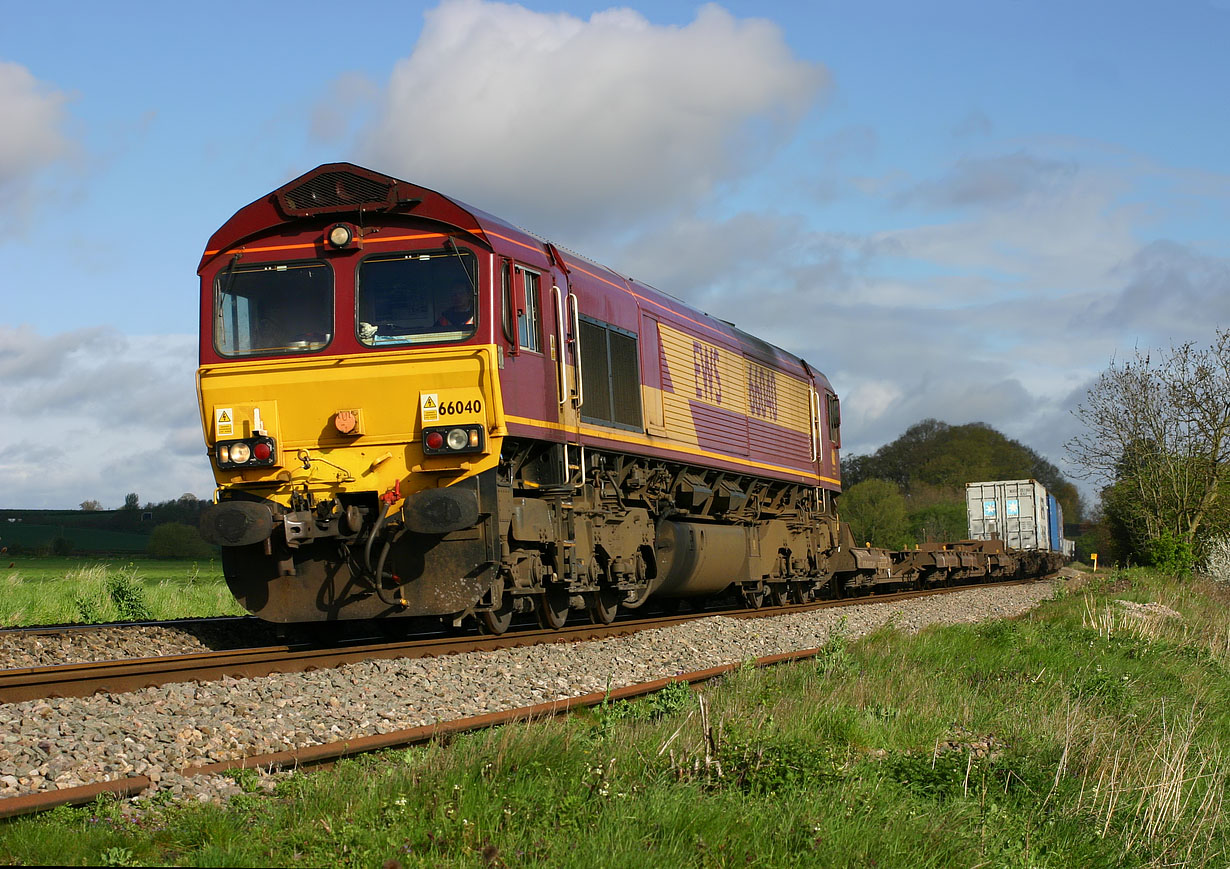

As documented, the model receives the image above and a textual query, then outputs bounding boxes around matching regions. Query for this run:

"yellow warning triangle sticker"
[218,411,231,423]
[423,397,436,408]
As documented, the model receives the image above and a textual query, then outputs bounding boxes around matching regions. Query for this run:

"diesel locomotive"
[196,163,1051,631]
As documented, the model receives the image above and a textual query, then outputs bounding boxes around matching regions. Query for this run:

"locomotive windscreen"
[357,248,478,345]
[214,262,333,356]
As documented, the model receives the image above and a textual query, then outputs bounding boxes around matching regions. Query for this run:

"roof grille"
[279,171,395,215]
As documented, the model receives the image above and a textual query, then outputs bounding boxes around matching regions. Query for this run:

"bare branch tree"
[1066,329,1230,556]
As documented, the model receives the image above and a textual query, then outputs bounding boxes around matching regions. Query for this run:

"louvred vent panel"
[279,171,394,215]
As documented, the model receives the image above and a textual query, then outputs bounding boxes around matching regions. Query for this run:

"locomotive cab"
[197,166,508,621]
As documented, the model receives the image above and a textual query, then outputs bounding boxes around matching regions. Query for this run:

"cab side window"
[501,263,542,353]
[518,269,541,352]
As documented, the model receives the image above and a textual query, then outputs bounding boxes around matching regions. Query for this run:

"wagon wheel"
[742,585,767,609]
[479,581,514,635]
[536,585,570,630]
[588,586,620,625]
[768,583,792,608]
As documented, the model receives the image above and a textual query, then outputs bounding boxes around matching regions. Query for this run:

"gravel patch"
[0,574,1079,808]
[0,621,280,670]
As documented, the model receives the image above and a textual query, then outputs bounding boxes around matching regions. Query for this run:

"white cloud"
[0,61,73,229]
[356,0,825,238]
[0,328,212,509]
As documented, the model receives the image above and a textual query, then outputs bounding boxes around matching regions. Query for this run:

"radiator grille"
[609,330,642,429]
[579,318,642,431]
[580,320,611,423]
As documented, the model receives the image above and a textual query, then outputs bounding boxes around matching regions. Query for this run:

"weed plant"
[1,568,1227,866]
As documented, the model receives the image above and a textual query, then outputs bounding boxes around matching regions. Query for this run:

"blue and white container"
[966,479,1073,555]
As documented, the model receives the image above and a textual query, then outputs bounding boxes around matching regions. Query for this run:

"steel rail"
[0,578,1041,704]
[0,641,861,820]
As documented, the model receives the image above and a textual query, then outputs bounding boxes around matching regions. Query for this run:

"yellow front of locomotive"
[196,175,507,623]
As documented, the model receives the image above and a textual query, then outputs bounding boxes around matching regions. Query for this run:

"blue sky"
[1,0,1227,509]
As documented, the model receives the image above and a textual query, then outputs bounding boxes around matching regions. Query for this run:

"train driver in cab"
[436,281,475,328]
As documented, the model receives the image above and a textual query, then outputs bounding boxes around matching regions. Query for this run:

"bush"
[146,522,217,559]
[1145,531,1196,576]
[840,479,912,549]
[50,536,73,556]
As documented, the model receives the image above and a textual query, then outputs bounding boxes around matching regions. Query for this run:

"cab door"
[547,247,584,486]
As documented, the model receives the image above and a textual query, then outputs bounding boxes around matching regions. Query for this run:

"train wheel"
[537,586,570,629]
[768,583,792,607]
[479,580,514,635]
[480,600,513,634]
[743,586,766,609]
[588,587,619,625]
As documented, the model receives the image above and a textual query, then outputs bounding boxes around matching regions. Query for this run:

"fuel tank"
[653,520,750,597]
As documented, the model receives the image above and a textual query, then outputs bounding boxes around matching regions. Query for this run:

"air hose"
[363,503,408,608]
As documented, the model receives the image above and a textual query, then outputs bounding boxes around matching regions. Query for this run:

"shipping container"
[966,479,1073,555]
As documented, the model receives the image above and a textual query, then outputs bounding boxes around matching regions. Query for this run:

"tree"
[79,500,102,511]
[1066,329,1230,564]
[122,493,140,511]
[842,419,1084,523]
[908,502,968,544]
[838,479,912,550]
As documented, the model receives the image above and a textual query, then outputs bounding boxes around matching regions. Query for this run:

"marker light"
[422,424,485,456]
[214,436,279,470]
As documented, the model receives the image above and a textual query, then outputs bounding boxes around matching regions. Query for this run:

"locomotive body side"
[196,163,858,627]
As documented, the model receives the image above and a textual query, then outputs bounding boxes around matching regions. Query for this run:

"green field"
[0,524,150,554]
[1,567,1227,866]
[0,557,242,625]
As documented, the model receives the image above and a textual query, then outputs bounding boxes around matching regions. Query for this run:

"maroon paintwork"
[199,163,841,492]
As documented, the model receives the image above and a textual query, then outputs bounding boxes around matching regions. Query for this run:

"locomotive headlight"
[327,223,353,248]
[446,428,469,450]
[229,442,252,464]
[218,445,231,464]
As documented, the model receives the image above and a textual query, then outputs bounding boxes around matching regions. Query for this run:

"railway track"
[0,578,1039,703]
[0,575,1066,821]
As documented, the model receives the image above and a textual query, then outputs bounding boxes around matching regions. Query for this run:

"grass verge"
[0,568,1227,866]
[0,557,241,625]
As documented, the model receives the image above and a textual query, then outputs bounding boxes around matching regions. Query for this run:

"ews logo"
[692,341,722,403]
